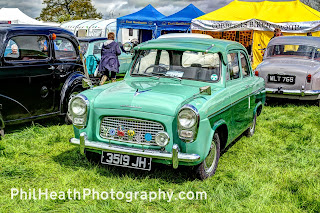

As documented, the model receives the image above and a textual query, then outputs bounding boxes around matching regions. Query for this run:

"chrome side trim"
[70,133,200,168]
[266,88,320,96]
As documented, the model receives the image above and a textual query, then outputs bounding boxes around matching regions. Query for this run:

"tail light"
[307,74,311,83]
[255,70,259,76]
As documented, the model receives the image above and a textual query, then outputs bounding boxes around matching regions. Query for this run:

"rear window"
[265,44,319,60]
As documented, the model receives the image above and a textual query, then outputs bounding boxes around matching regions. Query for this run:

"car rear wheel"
[245,113,257,137]
[195,132,220,180]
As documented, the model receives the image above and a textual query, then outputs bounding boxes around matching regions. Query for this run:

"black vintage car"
[0,25,87,137]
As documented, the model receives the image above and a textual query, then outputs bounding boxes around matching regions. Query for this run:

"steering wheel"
[144,64,168,74]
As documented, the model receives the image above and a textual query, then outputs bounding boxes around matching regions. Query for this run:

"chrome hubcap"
[204,139,217,174]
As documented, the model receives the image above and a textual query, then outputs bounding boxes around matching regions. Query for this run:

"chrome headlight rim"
[68,94,90,129]
[178,104,199,129]
[177,104,199,142]
[69,94,89,117]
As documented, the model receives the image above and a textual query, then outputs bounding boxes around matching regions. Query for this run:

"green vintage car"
[69,34,266,180]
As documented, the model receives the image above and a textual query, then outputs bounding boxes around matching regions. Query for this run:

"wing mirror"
[82,78,93,89]
[199,86,211,95]
[123,42,133,53]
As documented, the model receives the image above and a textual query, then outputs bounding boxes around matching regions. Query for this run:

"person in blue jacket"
[98,32,121,85]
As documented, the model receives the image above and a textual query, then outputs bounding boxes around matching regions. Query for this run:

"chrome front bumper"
[266,88,320,96]
[70,132,200,169]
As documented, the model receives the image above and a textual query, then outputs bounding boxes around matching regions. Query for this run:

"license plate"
[101,151,152,171]
[268,74,295,84]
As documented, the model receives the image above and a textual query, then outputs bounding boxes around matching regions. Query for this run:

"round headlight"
[178,108,197,128]
[70,97,87,116]
[155,131,170,147]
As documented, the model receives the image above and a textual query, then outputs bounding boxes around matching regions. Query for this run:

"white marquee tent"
[0,8,59,26]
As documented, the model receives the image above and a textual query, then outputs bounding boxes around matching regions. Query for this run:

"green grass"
[0,104,319,212]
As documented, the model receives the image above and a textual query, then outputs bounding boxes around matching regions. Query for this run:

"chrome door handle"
[48,66,55,70]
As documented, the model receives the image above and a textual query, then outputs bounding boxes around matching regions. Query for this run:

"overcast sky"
[0,0,298,19]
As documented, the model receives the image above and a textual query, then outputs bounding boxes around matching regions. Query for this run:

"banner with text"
[191,19,320,33]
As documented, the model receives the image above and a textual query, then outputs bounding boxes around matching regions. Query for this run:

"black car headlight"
[178,104,199,142]
[69,94,89,129]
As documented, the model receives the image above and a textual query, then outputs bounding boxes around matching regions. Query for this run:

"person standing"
[270,28,283,41]
[98,32,121,85]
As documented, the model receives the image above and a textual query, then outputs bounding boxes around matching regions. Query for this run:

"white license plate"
[268,74,295,84]
[101,151,152,171]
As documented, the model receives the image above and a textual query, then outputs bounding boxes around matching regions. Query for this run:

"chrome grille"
[100,117,165,145]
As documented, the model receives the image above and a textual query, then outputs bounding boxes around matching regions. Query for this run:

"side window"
[54,37,77,60]
[4,35,49,61]
[240,52,250,77]
[227,52,240,80]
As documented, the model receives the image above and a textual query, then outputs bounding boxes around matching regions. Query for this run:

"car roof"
[135,34,246,64]
[78,37,107,42]
[0,24,79,57]
[0,24,74,36]
[268,36,320,48]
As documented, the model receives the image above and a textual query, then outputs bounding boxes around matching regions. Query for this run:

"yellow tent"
[191,0,320,69]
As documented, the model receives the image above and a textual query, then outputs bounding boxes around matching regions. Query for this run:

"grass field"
[0,103,319,212]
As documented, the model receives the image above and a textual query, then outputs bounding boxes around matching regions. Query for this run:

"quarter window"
[227,52,240,80]
[4,35,49,61]
[54,37,77,60]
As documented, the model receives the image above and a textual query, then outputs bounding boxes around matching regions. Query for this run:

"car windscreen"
[131,49,221,82]
[265,44,320,60]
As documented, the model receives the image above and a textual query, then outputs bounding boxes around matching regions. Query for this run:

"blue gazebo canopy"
[117,4,165,39]
[158,4,205,32]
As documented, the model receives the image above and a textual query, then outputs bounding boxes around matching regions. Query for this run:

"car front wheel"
[195,132,220,180]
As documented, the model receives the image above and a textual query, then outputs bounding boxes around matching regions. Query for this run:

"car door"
[0,35,55,123]
[239,51,255,123]
[118,49,134,74]
[51,36,83,108]
[226,51,250,140]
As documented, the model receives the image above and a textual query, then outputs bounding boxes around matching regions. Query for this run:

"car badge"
[128,129,135,137]
[109,128,116,136]
[127,129,135,140]
[135,132,143,143]
[134,89,152,97]
[144,133,152,142]
[117,125,125,137]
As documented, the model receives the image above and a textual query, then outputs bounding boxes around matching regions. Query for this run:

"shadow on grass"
[4,116,66,135]
[266,98,318,107]
[53,147,198,183]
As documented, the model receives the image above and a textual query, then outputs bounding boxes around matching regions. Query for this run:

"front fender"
[59,72,87,113]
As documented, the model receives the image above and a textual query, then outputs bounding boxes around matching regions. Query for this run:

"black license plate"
[101,151,152,171]
[268,74,295,84]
